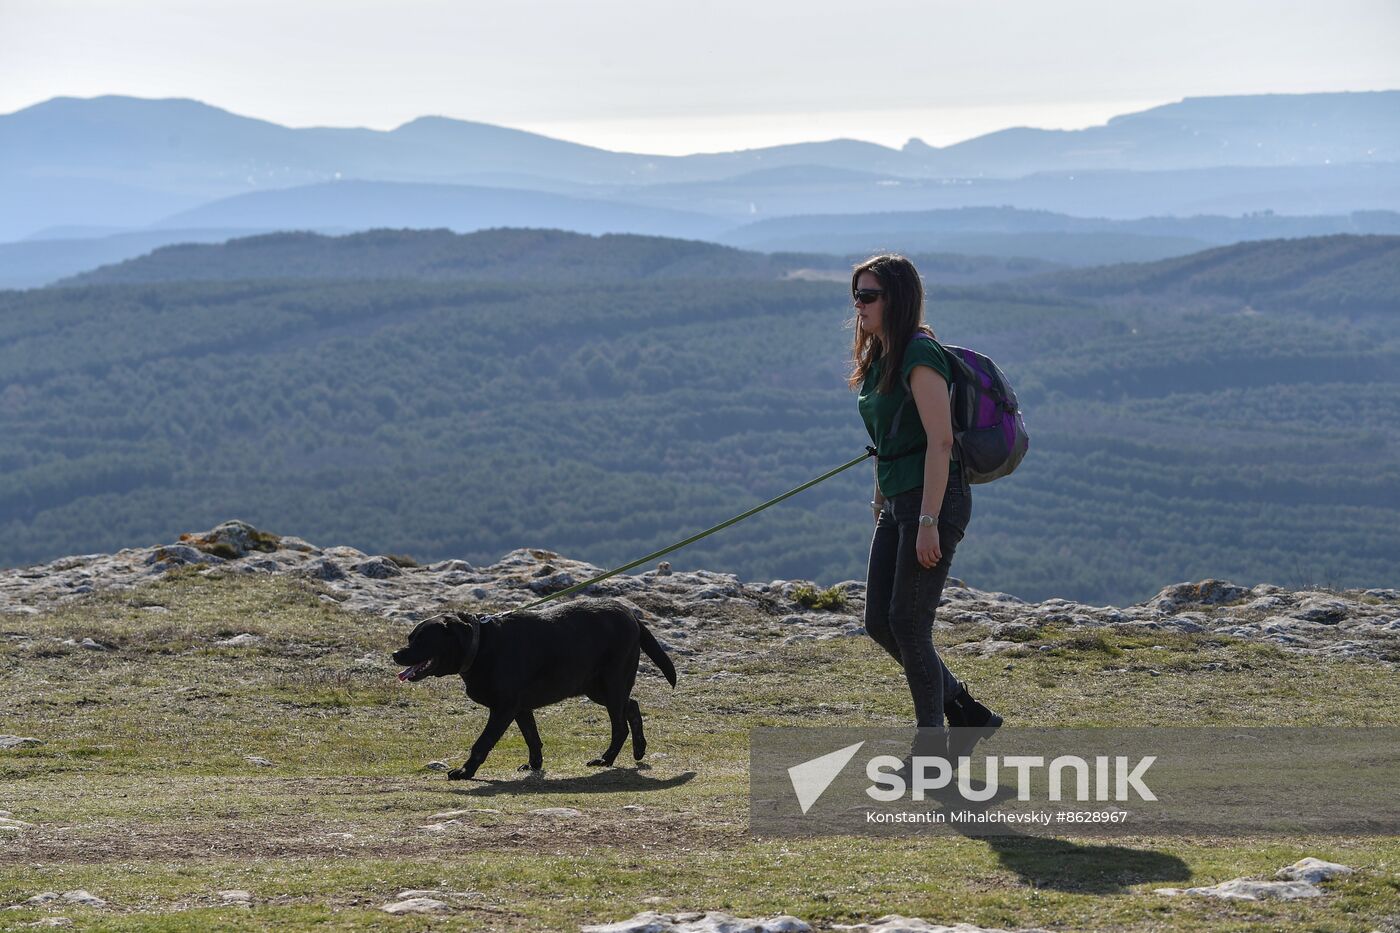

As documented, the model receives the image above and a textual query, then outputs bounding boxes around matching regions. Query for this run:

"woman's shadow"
[938,787,1190,894]
[444,769,1188,895]
[981,833,1190,894]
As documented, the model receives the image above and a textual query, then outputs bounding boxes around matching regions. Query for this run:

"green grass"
[1,572,1398,931]
[790,585,849,612]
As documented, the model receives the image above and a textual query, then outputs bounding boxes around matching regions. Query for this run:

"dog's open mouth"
[397,659,433,682]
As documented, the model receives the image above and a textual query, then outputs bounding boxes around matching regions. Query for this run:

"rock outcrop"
[1153,856,1356,901]
[581,912,1055,933]
[1,520,1396,663]
[582,912,811,933]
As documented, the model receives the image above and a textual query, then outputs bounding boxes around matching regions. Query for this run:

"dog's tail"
[636,620,678,687]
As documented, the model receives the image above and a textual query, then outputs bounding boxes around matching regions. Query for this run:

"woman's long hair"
[847,253,934,394]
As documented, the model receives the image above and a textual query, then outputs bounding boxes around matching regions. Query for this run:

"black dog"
[392,598,677,780]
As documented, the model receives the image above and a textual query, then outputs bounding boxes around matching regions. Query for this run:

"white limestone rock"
[178,520,281,559]
[1275,857,1354,883]
[0,735,43,749]
[301,557,347,581]
[833,919,1052,933]
[428,808,500,819]
[1291,597,1349,624]
[354,557,403,579]
[395,889,478,901]
[1159,612,1209,633]
[428,559,475,573]
[1154,878,1322,900]
[24,891,108,908]
[144,545,217,568]
[582,911,811,933]
[215,633,261,647]
[380,897,451,914]
[530,571,578,594]
[990,621,1035,639]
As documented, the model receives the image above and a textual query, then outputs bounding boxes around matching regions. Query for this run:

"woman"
[850,254,1002,747]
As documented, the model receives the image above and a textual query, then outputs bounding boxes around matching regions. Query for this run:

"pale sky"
[1,0,1397,155]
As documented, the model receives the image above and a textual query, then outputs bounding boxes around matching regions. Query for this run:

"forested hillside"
[722,209,1400,266]
[60,228,1058,287]
[1020,234,1400,314]
[3,234,1397,603]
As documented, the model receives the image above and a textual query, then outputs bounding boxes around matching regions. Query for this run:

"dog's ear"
[444,616,481,675]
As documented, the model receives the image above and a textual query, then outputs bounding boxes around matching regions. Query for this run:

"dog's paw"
[586,757,615,767]
[447,766,477,781]
[517,763,544,772]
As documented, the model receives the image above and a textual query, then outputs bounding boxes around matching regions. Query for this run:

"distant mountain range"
[1,91,1397,242]
[8,206,1397,290]
[150,180,730,240]
[720,206,1400,261]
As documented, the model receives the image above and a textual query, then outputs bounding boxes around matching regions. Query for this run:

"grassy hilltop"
[1,565,1398,931]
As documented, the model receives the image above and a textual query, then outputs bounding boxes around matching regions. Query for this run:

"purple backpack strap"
[892,332,1030,484]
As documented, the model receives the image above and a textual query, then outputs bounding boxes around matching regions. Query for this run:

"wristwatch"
[918,514,936,528]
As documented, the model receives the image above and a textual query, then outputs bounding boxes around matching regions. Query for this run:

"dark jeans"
[865,460,973,728]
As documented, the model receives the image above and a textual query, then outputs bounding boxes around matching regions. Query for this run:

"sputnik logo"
[787,741,865,814]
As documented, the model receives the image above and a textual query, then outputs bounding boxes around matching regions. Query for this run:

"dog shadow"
[448,766,698,797]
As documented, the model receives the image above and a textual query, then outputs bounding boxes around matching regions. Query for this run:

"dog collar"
[451,616,481,675]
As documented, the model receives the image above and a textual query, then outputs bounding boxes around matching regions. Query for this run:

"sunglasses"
[853,288,885,305]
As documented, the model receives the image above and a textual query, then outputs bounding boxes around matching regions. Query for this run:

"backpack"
[887,332,1029,484]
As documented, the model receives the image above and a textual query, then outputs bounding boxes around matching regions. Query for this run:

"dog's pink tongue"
[397,666,414,682]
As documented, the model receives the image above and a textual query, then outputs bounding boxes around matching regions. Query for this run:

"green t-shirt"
[858,337,954,498]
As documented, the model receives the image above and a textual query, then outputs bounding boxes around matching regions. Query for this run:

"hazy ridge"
[3,91,1397,241]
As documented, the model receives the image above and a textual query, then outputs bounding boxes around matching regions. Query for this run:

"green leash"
[504,446,878,616]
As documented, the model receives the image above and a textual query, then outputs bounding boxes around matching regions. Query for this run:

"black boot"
[946,686,1003,761]
[946,685,1003,729]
